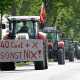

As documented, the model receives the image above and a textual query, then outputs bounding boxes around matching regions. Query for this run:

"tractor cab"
[43,27,63,49]
[3,16,40,39]
[43,27,65,64]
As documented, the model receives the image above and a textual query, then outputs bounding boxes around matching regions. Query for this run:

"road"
[0,60,80,80]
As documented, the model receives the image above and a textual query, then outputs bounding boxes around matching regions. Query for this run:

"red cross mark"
[31,51,37,59]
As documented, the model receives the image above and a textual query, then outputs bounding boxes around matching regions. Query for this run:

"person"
[18,21,28,33]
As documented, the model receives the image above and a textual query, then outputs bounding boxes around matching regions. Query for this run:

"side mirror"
[2,24,6,29]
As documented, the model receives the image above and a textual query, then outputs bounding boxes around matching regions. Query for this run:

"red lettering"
[17,43,21,48]
[0,41,9,48]
[0,41,5,48]
[6,52,10,59]
[20,42,23,48]
[11,41,15,48]
[10,41,23,48]
[9,52,15,60]
[4,41,9,48]
[5,52,15,60]
[0,52,5,59]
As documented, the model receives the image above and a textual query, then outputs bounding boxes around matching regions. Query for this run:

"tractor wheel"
[69,51,74,62]
[34,61,44,70]
[34,50,48,70]
[34,41,48,70]
[0,62,15,71]
[57,49,65,65]
[75,50,80,59]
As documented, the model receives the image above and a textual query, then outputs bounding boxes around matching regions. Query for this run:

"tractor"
[43,27,65,64]
[64,38,75,62]
[1,16,48,70]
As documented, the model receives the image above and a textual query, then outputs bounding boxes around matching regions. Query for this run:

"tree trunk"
[11,0,16,16]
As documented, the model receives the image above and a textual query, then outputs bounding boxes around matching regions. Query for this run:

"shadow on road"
[15,68,35,72]
[0,68,35,73]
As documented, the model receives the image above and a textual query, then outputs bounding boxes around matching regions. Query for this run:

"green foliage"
[46,0,80,41]
[0,0,13,13]
[16,0,42,16]
[0,0,80,41]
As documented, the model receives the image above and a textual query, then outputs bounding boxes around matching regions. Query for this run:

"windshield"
[10,20,39,38]
[16,21,34,33]
[46,32,61,41]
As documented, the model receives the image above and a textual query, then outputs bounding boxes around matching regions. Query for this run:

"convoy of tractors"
[0,16,80,71]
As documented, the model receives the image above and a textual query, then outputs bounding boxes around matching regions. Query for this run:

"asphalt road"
[0,60,80,80]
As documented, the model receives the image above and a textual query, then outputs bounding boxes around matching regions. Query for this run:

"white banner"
[0,39,43,62]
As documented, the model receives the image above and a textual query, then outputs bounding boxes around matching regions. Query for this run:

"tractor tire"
[34,50,48,70]
[34,61,45,70]
[76,53,80,59]
[0,62,15,71]
[75,50,80,59]
[57,49,65,65]
[69,52,74,62]
[44,51,48,69]
[48,48,53,59]
[68,48,74,62]
[34,40,48,70]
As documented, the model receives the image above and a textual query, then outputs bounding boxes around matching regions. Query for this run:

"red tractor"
[1,16,48,70]
[43,27,65,64]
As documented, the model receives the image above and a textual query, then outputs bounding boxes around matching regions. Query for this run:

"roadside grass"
[16,59,55,67]
[16,61,32,67]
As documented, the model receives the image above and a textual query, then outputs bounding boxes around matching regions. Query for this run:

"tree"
[0,0,13,39]
[0,0,80,41]
[45,0,80,41]
[16,0,42,16]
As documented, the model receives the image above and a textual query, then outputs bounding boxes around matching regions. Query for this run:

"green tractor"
[43,27,65,64]
[1,16,48,70]
[64,39,75,62]
[73,41,80,59]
